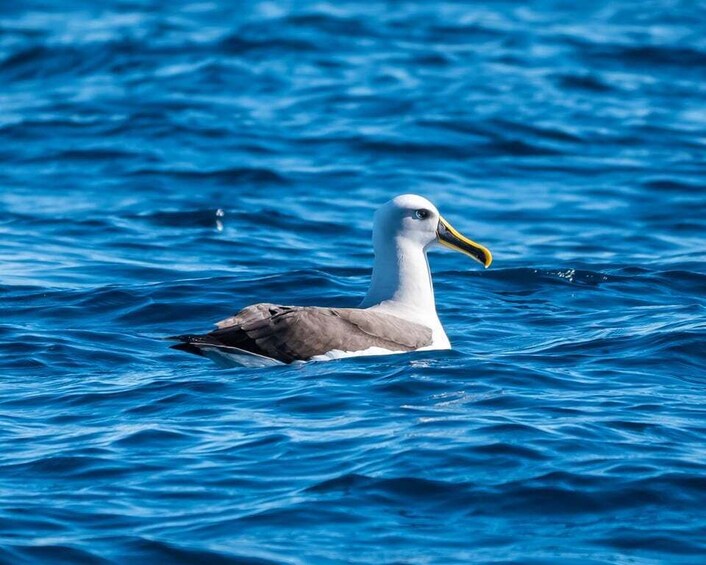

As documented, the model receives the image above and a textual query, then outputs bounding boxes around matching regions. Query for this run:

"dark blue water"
[2,1,706,562]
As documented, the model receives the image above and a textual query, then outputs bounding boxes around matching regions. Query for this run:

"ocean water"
[1,0,706,563]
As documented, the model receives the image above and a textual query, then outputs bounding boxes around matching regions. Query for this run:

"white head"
[373,194,492,267]
[373,194,440,250]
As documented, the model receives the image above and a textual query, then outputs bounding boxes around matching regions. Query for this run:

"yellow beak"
[436,215,493,268]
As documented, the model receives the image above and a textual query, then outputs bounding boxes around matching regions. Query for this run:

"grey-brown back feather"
[177,303,433,363]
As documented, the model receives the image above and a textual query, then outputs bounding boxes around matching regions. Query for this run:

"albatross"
[170,194,492,367]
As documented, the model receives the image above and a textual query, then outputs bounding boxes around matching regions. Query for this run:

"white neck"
[359,236,437,317]
[359,236,450,349]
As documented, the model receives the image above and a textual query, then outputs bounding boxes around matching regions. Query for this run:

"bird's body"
[172,304,437,367]
[170,194,491,367]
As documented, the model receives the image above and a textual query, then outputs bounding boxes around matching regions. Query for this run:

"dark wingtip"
[170,341,206,356]
[167,334,213,357]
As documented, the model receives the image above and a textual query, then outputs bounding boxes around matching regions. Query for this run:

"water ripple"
[1,0,705,563]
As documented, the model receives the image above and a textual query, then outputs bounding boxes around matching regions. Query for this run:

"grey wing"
[173,304,433,363]
[215,303,282,330]
[334,309,433,350]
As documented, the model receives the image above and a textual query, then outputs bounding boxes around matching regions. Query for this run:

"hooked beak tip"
[437,216,493,268]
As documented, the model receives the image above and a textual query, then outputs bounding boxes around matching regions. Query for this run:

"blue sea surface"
[1,0,706,563]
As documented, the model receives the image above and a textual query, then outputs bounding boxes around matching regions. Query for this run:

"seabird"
[170,194,492,367]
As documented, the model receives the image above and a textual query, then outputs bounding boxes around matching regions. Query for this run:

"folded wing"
[170,303,433,363]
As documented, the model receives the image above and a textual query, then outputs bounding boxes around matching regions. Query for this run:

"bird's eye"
[414,209,430,220]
